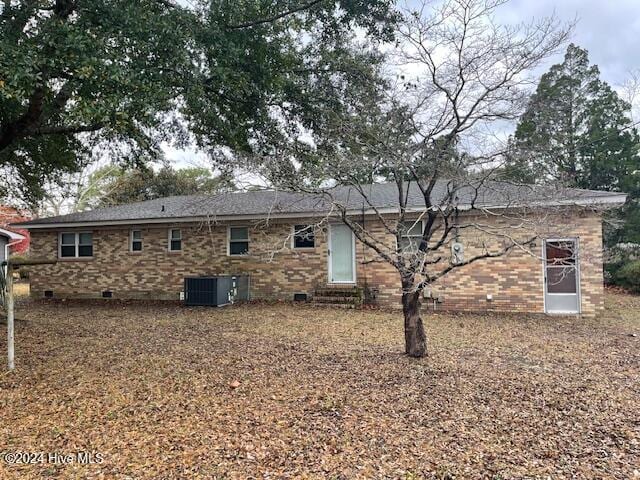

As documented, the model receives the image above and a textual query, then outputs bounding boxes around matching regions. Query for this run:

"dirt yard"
[0,293,638,479]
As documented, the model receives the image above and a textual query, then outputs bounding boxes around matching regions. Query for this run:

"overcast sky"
[164,0,640,168]
[496,0,640,86]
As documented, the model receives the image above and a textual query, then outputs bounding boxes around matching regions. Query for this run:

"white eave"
[0,227,26,240]
[13,193,628,230]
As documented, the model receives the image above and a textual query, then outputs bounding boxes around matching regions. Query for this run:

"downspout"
[361,202,367,299]
[3,239,21,276]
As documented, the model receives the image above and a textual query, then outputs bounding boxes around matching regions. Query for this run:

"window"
[229,226,249,255]
[293,225,315,249]
[169,229,182,251]
[59,232,93,258]
[398,220,423,253]
[130,230,143,252]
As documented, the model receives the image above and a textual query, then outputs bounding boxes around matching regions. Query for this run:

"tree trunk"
[402,289,427,358]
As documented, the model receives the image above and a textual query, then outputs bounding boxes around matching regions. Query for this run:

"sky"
[495,0,640,86]
[164,0,640,169]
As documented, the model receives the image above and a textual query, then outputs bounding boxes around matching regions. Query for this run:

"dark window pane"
[400,221,422,236]
[171,229,181,240]
[79,233,92,245]
[294,235,315,248]
[230,227,248,241]
[132,241,142,251]
[170,239,182,251]
[61,245,76,257]
[132,230,142,240]
[61,233,75,245]
[230,241,249,255]
[546,266,577,293]
[294,225,315,248]
[78,245,93,257]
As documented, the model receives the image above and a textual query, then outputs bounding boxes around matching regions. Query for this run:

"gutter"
[13,193,628,230]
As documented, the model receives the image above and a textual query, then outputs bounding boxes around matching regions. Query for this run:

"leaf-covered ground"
[1,291,639,479]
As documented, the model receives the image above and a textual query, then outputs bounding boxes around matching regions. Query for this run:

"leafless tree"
[234,0,576,357]
[619,69,640,122]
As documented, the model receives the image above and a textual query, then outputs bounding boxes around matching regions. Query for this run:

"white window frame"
[227,226,250,256]
[396,219,424,253]
[168,228,182,252]
[130,229,143,252]
[58,231,93,259]
[291,224,316,249]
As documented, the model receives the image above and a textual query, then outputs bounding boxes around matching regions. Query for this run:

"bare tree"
[232,0,574,357]
[619,69,640,122]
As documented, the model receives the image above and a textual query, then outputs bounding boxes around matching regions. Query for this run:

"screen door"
[544,239,580,314]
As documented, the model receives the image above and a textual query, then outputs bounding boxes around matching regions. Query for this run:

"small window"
[59,232,93,258]
[169,229,182,251]
[293,225,315,249]
[131,230,143,252]
[398,220,423,253]
[229,226,249,255]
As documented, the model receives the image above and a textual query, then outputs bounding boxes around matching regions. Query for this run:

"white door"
[544,239,580,314]
[328,224,355,283]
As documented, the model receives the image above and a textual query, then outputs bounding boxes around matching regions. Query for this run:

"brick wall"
[27,209,605,315]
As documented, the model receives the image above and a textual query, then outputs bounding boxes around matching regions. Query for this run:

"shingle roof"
[14,181,627,228]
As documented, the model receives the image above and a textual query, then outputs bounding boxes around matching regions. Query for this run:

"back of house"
[14,182,626,316]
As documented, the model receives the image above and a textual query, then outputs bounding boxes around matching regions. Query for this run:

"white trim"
[15,193,628,230]
[130,229,143,252]
[227,225,250,256]
[58,231,93,259]
[168,228,182,252]
[0,227,25,241]
[327,223,356,284]
[543,237,581,314]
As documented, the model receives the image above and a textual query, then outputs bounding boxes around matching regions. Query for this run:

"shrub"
[613,260,640,293]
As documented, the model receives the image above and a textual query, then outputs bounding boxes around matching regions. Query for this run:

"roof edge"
[0,227,26,240]
[13,193,627,230]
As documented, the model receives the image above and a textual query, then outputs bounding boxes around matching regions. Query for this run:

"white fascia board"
[0,227,26,240]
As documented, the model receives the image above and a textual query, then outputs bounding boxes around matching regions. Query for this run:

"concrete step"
[310,301,357,309]
[313,295,361,304]
[314,287,363,298]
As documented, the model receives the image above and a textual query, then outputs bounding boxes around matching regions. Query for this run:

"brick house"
[15,182,626,315]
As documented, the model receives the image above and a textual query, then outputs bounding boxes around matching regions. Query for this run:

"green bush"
[613,260,640,293]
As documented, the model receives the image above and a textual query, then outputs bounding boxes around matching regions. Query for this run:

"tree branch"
[225,0,326,29]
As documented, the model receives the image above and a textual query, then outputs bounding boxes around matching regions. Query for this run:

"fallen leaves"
[0,291,638,479]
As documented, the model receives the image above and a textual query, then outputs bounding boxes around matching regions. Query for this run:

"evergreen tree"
[505,44,640,244]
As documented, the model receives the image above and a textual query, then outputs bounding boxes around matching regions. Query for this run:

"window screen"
[131,230,143,251]
[229,227,249,255]
[169,229,182,251]
[293,225,315,248]
[398,221,423,252]
[60,232,93,258]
